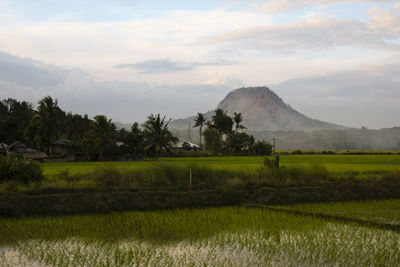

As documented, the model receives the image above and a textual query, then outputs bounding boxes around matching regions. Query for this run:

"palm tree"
[28,96,62,153]
[193,113,206,149]
[143,114,178,159]
[233,112,247,133]
[212,109,233,136]
[92,115,116,161]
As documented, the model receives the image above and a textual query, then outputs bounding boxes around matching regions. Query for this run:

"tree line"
[192,110,272,156]
[0,96,272,160]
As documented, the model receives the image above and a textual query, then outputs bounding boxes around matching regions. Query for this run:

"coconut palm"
[211,109,233,136]
[26,96,62,153]
[193,113,206,149]
[143,114,178,159]
[92,115,117,161]
[233,112,247,132]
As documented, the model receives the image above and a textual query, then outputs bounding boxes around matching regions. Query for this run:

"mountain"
[170,86,344,132]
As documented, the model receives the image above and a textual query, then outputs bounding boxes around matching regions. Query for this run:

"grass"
[41,154,400,177]
[0,206,399,266]
[277,199,400,226]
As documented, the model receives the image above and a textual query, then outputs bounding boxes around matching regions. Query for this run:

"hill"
[170,86,343,132]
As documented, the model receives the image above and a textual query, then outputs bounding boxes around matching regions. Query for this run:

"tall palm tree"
[29,96,62,153]
[92,115,116,161]
[143,114,178,159]
[212,109,233,136]
[233,112,247,133]
[193,112,206,149]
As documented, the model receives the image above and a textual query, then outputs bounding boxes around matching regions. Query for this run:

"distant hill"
[170,86,343,132]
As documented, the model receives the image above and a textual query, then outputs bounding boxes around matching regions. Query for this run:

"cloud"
[274,62,400,128]
[0,52,63,87]
[0,51,231,123]
[114,58,234,74]
[204,7,400,53]
[231,0,395,14]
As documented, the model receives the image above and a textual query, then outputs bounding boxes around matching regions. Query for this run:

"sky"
[0,0,399,129]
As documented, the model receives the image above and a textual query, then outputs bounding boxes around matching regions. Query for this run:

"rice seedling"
[277,199,400,226]
[0,207,399,266]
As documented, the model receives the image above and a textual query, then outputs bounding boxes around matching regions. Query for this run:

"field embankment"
[2,179,400,217]
[1,155,399,217]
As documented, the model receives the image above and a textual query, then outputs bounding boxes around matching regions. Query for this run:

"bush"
[0,155,44,184]
[253,141,273,156]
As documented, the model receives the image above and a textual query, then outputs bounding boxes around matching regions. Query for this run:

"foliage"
[253,140,273,155]
[203,127,222,153]
[0,155,44,184]
[233,112,246,132]
[120,122,145,159]
[0,98,33,144]
[143,114,179,159]
[264,155,280,169]
[278,199,400,226]
[0,207,400,266]
[25,96,64,153]
[225,132,254,155]
[91,115,117,161]
[211,109,234,136]
[193,112,206,149]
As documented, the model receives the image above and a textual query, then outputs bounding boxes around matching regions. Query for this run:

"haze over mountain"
[170,87,343,132]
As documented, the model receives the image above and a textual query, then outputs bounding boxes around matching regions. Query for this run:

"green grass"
[41,155,400,177]
[278,199,400,226]
[1,207,399,266]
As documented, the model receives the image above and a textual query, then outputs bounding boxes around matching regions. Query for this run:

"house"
[50,139,70,157]
[7,141,47,161]
[176,141,201,151]
[0,143,7,155]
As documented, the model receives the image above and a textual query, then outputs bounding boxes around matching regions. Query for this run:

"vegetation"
[142,114,179,159]
[0,154,44,184]
[277,199,400,226]
[193,112,206,149]
[0,206,399,266]
[1,96,274,160]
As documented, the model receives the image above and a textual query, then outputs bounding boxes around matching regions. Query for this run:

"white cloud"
[231,0,396,14]
[204,8,400,53]
[368,6,400,32]
[0,8,271,83]
[114,58,235,74]
[0,52,231,123]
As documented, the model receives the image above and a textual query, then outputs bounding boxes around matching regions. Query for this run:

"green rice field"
[277,199,400,226]
[42,154,400,177]
[1,200,400,266]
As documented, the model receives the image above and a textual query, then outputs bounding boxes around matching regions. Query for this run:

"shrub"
[0,155,44,184]
[253,141,273,156]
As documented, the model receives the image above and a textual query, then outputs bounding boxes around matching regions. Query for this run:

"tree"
[203,127,222,153]
[0,98,34,144]
[122,122,145,159]
[25,96,63,153]
[143,114,178,159]
[92,115,117,161]
[226,132,254,155]
[211,109,233,136]
[233,112,247,133]
[193,113,206,149]
[253,140,273,156]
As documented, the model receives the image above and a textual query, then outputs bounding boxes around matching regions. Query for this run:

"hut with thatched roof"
[50,139,71,157]
[7,141,47,162]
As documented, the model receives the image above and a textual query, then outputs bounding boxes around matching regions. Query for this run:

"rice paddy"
[1,155,400,265]
[41,154,400,177]
[1,205,399,266]
[277,199,400,226]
